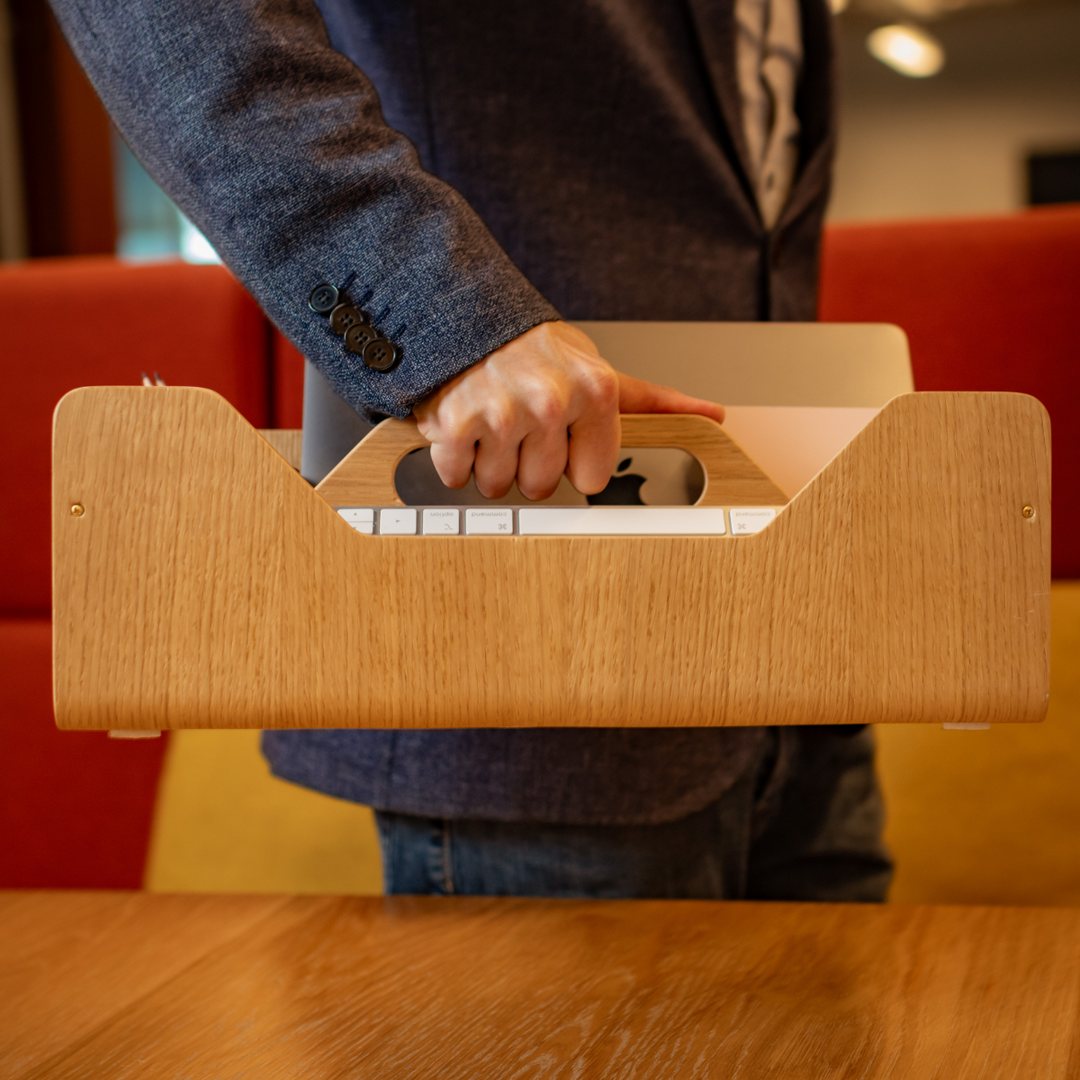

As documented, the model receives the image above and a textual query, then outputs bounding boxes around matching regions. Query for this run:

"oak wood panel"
[52,387,1050,730]
[8,893,1080,1080]
[0,891,290,1077]
[257,428,302,471]
[315,413,790,507]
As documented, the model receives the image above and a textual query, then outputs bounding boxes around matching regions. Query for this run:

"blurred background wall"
[832,0,1080,220]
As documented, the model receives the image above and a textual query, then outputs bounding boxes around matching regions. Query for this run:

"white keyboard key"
[337,507,374,523]
[337,508,374,534]
[465,508,515,535]
[380,508,418,535]
[423,508,460,535]
[518,507,727,535]
[729,508,778,535]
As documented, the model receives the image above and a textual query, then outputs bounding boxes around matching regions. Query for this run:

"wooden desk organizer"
[52,387,1050,731]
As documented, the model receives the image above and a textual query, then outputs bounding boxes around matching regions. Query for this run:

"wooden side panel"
[52,388,1050,730]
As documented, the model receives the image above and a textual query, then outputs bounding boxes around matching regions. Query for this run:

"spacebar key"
[518,507,727,535]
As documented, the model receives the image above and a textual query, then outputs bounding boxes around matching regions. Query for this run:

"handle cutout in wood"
[315,413,788,508]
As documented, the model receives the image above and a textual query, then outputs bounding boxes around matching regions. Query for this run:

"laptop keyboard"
[335,506,780,537]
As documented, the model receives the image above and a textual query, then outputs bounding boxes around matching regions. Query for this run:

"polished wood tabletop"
[4,890,1080,1079]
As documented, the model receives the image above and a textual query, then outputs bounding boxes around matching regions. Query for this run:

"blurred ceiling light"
[867,23,946,77]
[890,0,947,19]
[830,0,851,13]
[857,0,1013,16]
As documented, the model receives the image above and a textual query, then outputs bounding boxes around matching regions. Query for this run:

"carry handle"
[314,413,788,508]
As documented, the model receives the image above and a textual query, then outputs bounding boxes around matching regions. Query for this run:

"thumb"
[617,372,725,424]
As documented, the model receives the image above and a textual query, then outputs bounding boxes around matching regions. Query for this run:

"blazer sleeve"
[47,0,561,420]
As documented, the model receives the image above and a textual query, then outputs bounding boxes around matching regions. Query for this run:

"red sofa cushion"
[0,618,168,887]
[0,257,270,614]
[820,206,1080,578]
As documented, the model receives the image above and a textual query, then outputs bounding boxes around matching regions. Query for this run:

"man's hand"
[412,321,725,500]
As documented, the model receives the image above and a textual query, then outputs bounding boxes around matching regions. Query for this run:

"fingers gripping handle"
[314,414,788,508]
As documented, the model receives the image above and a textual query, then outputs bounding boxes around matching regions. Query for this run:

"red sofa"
[2,205,1077,887]
[821,205,1080,577]
[0,258,301,887]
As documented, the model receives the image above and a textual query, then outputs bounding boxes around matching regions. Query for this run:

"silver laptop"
[302,322,913,507]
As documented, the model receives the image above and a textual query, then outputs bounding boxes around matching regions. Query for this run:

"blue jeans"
[375,726,893,901]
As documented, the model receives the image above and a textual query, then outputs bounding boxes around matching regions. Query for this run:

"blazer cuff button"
[308,284,339,314]
[344,322,378,355]
[329,304,368,336]
[363,338,399,372]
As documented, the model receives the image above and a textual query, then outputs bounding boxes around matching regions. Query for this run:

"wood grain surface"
[7,892,1080,1080]
[0,891,289,1077]
[51,387,1051,730]
[257,428,302,471]
[314,413,790,507]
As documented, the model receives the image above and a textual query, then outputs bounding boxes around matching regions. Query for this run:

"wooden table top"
[5,891,1080,1079]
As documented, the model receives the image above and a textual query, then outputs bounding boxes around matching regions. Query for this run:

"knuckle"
[423,397,472,447]
[440,403,475,443]
[583,364,619,411]
[483,404,517,443]
[532,384,568,427]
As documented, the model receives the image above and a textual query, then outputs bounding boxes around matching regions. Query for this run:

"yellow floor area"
[146,584,1080,904]
[144,729,382,894]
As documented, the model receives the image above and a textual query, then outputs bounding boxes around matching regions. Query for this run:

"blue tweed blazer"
[51,0,837,825]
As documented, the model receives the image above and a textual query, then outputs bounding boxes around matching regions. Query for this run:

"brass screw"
[71,503,84,517]
[1022,505,1035,519]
